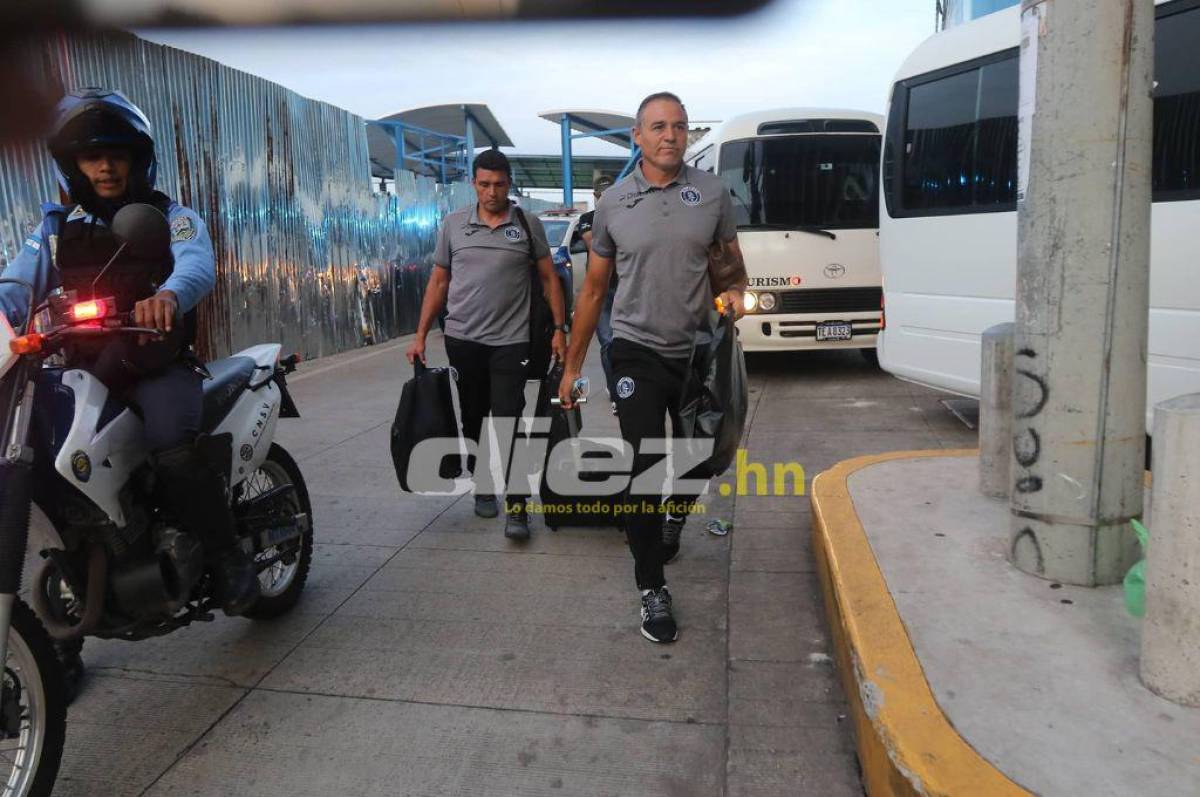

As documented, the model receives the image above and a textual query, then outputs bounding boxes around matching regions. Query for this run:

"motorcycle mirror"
[111,203,172,258]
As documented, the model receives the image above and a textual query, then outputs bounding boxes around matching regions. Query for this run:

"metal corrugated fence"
[0,29,474,360]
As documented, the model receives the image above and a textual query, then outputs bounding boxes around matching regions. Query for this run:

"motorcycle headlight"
[758,292,777,312]
[744,291,758,312]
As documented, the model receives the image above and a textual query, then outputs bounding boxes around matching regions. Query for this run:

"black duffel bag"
[677,310,748,479]
[390,360,465,492]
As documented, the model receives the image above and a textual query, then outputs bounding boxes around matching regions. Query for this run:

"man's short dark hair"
[635,92,686,127]
[473,148,512,180]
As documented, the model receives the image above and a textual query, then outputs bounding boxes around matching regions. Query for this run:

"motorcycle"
[0,203,314,796]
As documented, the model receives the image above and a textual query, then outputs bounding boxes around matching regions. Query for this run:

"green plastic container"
[1123,518,1150,618]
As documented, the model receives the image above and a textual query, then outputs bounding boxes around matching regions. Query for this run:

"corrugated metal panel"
[0,30,474,360]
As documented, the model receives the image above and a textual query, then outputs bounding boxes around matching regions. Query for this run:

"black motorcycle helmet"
[47,88,158,220]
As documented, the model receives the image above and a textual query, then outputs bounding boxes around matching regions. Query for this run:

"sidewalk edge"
[810,449,1032,797]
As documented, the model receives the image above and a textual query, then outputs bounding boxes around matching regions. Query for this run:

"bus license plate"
[816,322,852,341]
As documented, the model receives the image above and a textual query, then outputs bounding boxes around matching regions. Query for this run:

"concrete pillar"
[980,323,1014,499]
[1008,0,1153,586]
[1141,395,1200,706]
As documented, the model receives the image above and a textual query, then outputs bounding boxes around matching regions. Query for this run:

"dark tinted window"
[1153,3,1200,198]
[758,119,878,135]
[719,135,880,229]
[690,145,714,173]
[890,0,1200,215]
[900,53,1018,212]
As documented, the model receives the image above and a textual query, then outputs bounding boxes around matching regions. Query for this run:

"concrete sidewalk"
[812,451,1200,797]
[53,336,974,796]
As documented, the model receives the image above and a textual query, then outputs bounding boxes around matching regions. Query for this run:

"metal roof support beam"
[618,145,641,180]
[561,114,574,208]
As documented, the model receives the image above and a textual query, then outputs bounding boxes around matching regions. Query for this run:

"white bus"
[686,108,884,356]
[878,0,1200,429]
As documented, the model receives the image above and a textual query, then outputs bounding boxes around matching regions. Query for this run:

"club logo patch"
[680,186,702,206]
[504,227,523,242]
[616,376,635,399]
[71,451,92,483]
[23,236,40,252]
[170,214,197,242]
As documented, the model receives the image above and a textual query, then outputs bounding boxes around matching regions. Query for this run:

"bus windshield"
[719,134,880,230]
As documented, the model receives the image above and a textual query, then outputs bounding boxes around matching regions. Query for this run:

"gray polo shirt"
[434,203,550,346]
[590,163,737,359]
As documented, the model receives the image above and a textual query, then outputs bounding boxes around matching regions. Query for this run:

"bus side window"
[692,145,714,173]
[1153,4,1200,200]
[898,52,1018,215]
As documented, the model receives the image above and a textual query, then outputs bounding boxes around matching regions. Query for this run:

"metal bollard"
[979,322,1014,499]
[1140,393,1200,706]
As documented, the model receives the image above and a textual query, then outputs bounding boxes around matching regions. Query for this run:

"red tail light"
[70,299,108,322]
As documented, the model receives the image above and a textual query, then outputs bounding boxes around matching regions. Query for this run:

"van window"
[898,52,1018,213]
[888,0,1200,215]
[1154,2,1200,199]
[719,134,880,229]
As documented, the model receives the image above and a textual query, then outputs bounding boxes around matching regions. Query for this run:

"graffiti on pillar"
[1012,348,1047,493]
[1012,526,1045,574]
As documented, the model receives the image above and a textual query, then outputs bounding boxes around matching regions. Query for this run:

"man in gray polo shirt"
[559,92,747,643]
[408,149,567,540]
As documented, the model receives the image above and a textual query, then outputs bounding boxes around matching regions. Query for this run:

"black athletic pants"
[610,338,706,591]
[444,336,529,498]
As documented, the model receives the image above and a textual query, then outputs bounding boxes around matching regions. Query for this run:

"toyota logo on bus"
[823,263,846,279]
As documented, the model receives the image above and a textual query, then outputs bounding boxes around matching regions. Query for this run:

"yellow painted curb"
[810,449,1032,797]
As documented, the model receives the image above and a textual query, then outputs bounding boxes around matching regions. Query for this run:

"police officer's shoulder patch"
[680,186,703,206]
[170,213,197,242]
[22,236,40,252]
[504,226,523,242]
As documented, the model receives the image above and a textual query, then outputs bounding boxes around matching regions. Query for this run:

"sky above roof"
[143,0,936,157]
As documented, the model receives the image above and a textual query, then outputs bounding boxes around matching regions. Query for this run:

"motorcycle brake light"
[70,299,107,322]
[9,334,43,354]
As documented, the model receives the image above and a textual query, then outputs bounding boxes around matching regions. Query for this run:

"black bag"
[677,310,748,479]
[390,361,464,492]
[515,207,555,379]
[536,361,621,530]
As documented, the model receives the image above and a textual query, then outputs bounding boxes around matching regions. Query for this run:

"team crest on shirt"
[679,186,702,206]
[504,227,523,242]
[616,376,635,399]
[170,214,196,242]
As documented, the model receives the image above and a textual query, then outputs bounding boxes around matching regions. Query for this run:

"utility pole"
[1008,0,1153,586]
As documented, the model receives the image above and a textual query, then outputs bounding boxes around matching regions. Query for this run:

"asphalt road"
[52,333,976,797]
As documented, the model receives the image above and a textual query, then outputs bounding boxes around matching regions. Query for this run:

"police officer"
[0,89,261,644]
[574,174,618,412]
[560,92,746,643]
[407,149,568,540]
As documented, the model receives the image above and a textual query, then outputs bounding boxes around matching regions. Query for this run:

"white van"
[686,108,884,356]
[877,1,1200,430]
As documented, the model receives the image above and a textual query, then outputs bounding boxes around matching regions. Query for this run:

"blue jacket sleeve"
[0,221,57,327]
[160,205,216,314]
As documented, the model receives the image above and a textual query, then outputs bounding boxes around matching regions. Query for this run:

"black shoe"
[504,500,531,541]
[640,587,678,643]
[662,515,684,564]
[475,495,499,518]
[217,549,261,616]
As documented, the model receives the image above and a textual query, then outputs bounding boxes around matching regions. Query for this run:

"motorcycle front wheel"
[239,444,314,620]
[0,599,66,797]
